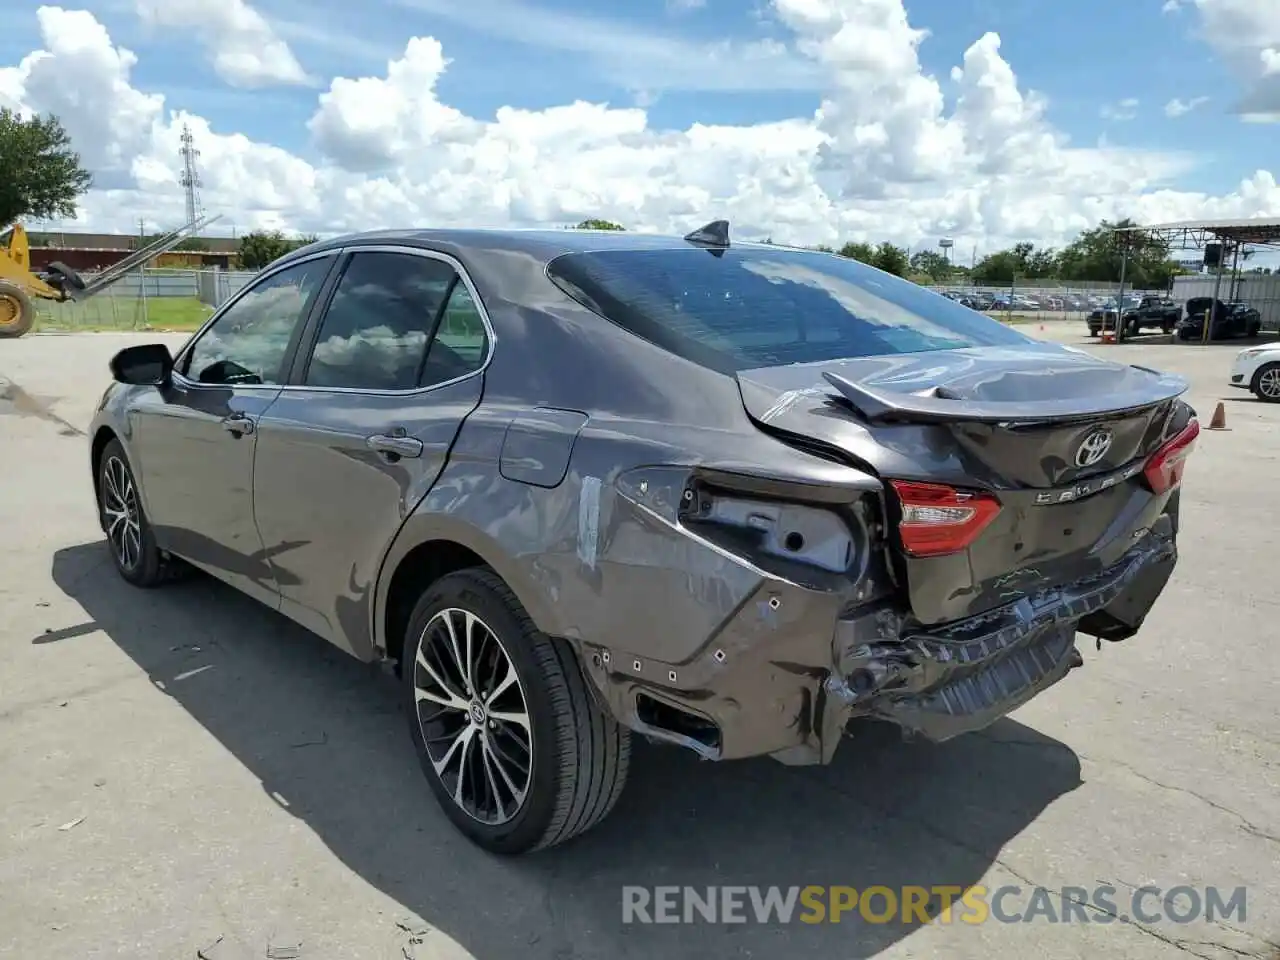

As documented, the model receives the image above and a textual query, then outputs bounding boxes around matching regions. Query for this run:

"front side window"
[303,251,456,391]
[184,257,333,385]
[547,247,1032,374]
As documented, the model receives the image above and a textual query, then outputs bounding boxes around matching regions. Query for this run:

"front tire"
[1252,363,1280,403]
[403,568,630,854]
[0,280,35,339]
[97,439,183,587]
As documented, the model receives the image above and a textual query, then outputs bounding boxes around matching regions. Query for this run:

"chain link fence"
[918,281,1170,324]
[31,264,1276,334]
[34,267,255,332]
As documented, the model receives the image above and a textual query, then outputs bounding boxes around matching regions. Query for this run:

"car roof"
[279,226,781,267]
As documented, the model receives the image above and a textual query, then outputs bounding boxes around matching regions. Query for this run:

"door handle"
[367,433,423,459]
[222,413,255,436]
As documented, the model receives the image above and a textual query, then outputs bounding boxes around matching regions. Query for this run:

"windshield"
[547,247,1031,373]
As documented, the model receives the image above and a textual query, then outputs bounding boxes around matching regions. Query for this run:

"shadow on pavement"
[47,541,1083,960]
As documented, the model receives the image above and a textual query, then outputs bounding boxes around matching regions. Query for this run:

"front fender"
[88,386,150,522]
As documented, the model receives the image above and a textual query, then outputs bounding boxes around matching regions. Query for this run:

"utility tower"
[179,123,203,232]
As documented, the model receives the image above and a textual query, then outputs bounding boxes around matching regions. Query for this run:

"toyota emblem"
[1074,428,1113,468]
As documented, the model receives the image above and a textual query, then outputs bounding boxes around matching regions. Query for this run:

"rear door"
[250,246,492,657]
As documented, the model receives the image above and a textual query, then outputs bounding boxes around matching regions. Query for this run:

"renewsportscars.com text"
[621,885,1247,925]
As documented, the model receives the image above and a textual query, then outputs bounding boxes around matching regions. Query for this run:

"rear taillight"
[889,480,1002,558]
[1143,419,1200,495]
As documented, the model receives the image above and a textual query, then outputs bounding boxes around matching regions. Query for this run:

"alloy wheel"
[412,608,533,825]
[1259,367,1280,400]
[102,455,142,570]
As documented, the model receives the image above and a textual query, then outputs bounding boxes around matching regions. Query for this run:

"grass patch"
[35,296,214,333]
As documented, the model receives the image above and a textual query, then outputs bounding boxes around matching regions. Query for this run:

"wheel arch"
[376,518,565,671]
[1251,360,1280,400]
[90,425,119,505]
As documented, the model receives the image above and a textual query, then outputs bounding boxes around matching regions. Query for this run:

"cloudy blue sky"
[1,0,1277,256]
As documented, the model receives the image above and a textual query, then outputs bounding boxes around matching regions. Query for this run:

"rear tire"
[0,280,35,339]
[1251,363,1280,403]
[403,568,630,854]
[97,439,185,587]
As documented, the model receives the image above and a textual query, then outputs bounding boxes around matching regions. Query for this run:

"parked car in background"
[1177,298,1261,341]
[87,223,1199,854]
[1230,343,1280,402]
[1089,296,1181,338]
[1086,295,1144,336]
[940,290,981,310]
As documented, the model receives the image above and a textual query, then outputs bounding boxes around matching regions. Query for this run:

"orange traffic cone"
[1208,401,1227,430]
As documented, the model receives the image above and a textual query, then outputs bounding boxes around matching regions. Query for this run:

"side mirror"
[109,343,173,386]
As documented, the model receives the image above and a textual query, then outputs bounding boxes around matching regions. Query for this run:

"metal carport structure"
[1111,217,1280,344]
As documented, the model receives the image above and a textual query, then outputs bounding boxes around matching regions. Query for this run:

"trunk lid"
[736,344,1190,623]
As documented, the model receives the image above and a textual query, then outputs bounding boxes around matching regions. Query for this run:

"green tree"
[0,109,93,225]
[237,230,316,270]
[1025,247,1059,279]
[575,219,625,231]
[972,242,1059,284]
[909,249,953,281]
[837,241,876,264]
[1057,219,1177,288]
[872,241,909,277]
[971,249,1021,284]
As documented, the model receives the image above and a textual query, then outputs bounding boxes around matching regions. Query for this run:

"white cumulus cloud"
[1186,0,1280,120]
[134,0,312,88]
[1100,98,1140,121]
[3,1,1279,256]
[1165,95,1210,117]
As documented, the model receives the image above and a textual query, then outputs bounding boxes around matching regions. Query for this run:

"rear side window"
[303,251,456,390]
[547,247,1031,373]
[419,283,489,386]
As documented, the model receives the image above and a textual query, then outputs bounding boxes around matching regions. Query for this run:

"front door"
[130,253,337,605]
[251,248,491,657]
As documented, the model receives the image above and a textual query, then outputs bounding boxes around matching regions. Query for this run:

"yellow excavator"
[0,214,219,338]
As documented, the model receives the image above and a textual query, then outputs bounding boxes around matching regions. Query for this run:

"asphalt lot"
[1,326,1278,960]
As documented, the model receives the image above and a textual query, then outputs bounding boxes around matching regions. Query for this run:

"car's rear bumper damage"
[579,515,1176,766]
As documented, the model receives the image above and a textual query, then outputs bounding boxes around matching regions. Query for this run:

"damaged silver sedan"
[89,222,1197,853]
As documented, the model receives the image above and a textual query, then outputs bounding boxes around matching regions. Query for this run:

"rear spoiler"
[821,370,1189,425]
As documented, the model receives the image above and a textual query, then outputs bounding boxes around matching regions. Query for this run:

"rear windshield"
[547,247,1031,373]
